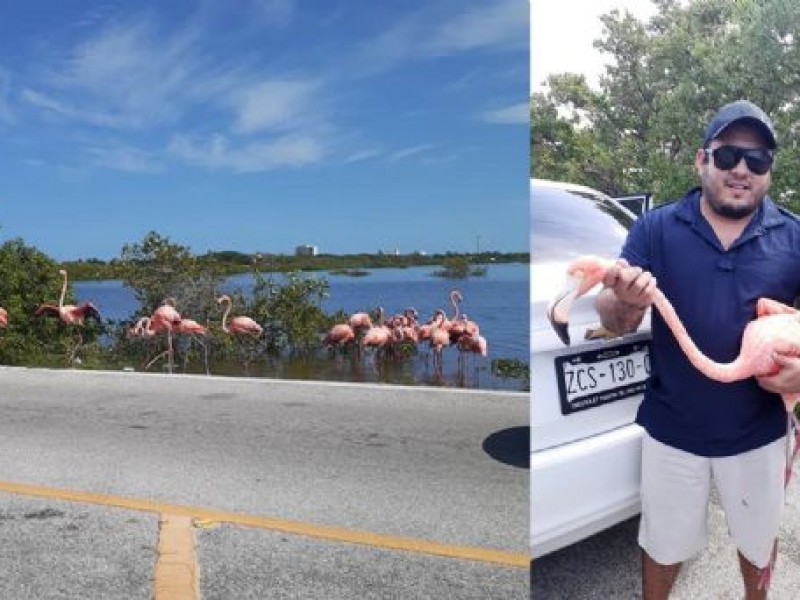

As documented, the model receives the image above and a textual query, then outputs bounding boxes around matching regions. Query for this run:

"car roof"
[531,178,639,221]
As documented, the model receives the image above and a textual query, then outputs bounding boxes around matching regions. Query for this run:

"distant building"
[295,245,318,256]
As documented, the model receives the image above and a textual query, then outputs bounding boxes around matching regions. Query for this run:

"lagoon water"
[75,263,529,391]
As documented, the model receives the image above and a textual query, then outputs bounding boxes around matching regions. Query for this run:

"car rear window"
[532,184,634,262]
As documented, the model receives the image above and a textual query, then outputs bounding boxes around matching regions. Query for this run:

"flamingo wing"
[231,316,263,336]
[34,304,61,319]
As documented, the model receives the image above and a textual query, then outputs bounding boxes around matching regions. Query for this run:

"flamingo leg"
[785,409,800,487]
[67,328,84,367]
[144,349,170,371]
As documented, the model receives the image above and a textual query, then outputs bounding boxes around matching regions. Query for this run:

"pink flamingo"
[128,316,172,371]
[217,295,263,374]
[148,298,182,373]
[323,323,356,348]
[175,318,207,335]
[34,269,100,326]
[151,297,181,330]
[217,295,263,337]
[0,307,7,328]
[418,309,445,343]
[174,317,209,374]
[349,312,373,331]
[457,331,488,357]
[449,313,480,344]
[35,269,101,364]
[361,307,392,367]
[456,331,488,382]
[323,322,358,363]
[549,255,800,487]
[429,311,451,375]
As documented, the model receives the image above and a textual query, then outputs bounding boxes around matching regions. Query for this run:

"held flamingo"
[548,255,800,485]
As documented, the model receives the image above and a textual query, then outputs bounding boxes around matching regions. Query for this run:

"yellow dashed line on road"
[0,480,529,568]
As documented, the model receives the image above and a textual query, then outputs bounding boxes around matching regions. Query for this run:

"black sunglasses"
[704,145,774,175]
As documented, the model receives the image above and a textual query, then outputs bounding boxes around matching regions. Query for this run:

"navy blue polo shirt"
[622,187,800,457]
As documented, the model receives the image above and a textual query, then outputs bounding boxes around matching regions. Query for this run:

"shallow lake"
[75,263,530,391]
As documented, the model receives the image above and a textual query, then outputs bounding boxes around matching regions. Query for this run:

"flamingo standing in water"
[348,312,373,331]
[217,295,263,337]
[148,298,182,373]
[323,323,356,348]
[35,269,101,364]
[322,322,358,363]
[428,311,451,376]
[173,317,209,374]
[361,307,392,368]
[548,255,800,488]
[217,295,263,373]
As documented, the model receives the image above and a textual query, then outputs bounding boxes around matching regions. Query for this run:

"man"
[596,100,800,599]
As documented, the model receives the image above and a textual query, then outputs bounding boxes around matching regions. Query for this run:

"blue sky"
[0,0,528,261]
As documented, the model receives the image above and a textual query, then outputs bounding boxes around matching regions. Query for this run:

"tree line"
[531,0,800,211]
[63,247,528,282]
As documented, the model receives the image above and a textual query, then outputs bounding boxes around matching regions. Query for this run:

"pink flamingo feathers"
[549,255,800,485]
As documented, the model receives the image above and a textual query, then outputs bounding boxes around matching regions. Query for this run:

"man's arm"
[595,258,657,336]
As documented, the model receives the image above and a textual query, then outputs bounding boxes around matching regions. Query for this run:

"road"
[532,462,800,598]
[0,366,529,599]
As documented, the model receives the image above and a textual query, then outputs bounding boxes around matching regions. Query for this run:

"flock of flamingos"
[0,270,488,377]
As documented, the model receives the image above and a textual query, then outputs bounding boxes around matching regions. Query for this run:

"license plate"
[555,341,651,415]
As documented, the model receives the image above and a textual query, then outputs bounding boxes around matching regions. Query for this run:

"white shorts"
[638,432,786,568]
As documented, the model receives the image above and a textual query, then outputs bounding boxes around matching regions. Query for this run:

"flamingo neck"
[651,289,748,382]
[59,271,68,308]
[221,299,231,333]
[450,292,461,320]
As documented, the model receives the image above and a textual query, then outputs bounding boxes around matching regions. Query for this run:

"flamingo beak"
[547,272,583,346]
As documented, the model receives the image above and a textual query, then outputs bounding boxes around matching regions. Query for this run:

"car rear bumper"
[530,422,644,558]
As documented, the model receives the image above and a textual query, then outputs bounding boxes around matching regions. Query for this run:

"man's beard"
[710,201,758,220]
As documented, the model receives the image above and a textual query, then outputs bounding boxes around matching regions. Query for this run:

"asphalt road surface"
[0,366,529,599]
[532,458,800,598]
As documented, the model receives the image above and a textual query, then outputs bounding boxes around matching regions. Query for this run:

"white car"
[530,178,652,557]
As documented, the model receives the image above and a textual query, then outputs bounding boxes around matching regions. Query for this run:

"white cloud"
[390,143,434,161]
[232,78,321,135]
[86,145,161,173]
[51,14,206,124]
[342,149,379,164]
[427,0,527,55]
[480,101,529,124]
[167,132,323,172]
[352,0,526,75]
[22,88,136,128]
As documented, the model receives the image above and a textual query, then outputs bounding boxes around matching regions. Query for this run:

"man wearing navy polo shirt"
[596,100,800,599]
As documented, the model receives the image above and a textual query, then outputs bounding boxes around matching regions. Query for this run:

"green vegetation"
[491,358,530,391]
[531,0,800,213]
[0,238,104,367]
[430,256,489,279]
[62,249,528,281]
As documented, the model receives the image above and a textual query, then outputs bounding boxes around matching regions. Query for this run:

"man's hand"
[757,352,800,395]
[601,258,657,309]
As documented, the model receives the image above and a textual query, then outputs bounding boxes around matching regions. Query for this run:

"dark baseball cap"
[703,100,777,149]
